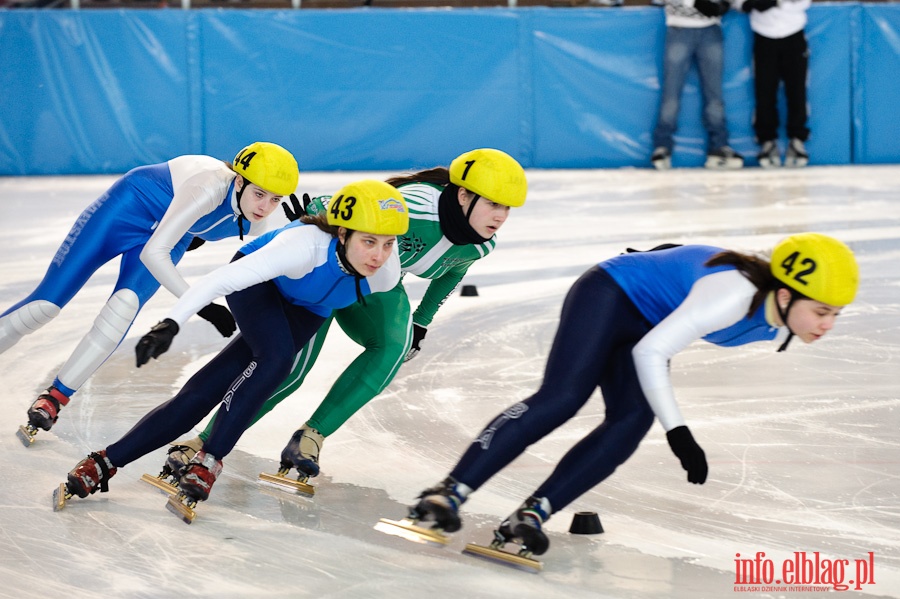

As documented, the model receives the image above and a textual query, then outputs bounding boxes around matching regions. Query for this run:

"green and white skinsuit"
[197,181,496,442]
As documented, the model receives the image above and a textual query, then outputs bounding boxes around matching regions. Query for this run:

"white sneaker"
[757,140,781,168]
[651,146,671,170]
[705,146,744,170]
[784,138,809,168]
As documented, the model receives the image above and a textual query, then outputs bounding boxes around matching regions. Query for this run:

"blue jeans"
[652,25,728,152]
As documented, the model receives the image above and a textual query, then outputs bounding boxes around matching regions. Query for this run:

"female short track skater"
[58,179,408,507]
[1,142,299,443]
[166,148,527,482]
[410,233,859,556]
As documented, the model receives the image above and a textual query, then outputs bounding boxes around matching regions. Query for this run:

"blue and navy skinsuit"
[449,245,785,514]
[105,221,401,468]
[0,155,266,399]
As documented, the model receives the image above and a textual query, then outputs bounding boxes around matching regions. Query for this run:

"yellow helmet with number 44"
[771,233,859,306]
[449,148,527,207]
[233,142,299,196]
[326,180,409,236]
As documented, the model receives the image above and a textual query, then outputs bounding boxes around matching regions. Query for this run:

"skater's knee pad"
[56,289,140,390]
[0,300,60,353]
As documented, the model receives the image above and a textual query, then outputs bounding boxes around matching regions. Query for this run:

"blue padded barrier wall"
[0,4,897,175]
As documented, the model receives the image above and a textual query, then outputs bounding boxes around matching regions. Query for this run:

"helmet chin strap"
[335,231,367,307]
[234,178,251,240]
[464,193,481,220]
[775,288,799,352]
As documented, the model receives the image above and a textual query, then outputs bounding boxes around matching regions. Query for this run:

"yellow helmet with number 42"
[326,180,409,236]
[233,142,299,196]
[771,233,859,306]
[449,148,527,207]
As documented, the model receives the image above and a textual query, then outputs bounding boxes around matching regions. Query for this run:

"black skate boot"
[410,476,472,533]
[165,436,204,478]
[494,495,552,557]
[18,386,71,446]
[66,450,118,498]
[280,425,324,478]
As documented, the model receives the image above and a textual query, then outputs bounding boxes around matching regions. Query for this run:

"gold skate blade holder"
[140,473,179,496]
[52,483,70,512]
[166,494,197,524]
[258,470,315,497]
[16,424,37,447]
[463,542,543,573]
[374,518,450,546]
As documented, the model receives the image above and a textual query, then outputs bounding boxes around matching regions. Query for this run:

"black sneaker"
[757,140,781,168]
[784,138,809,167]
[651,146,671,170]
[705,146,744,170]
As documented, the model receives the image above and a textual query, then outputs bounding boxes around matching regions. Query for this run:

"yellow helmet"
[771,233,859,306]
[449,148,527,207]
[233,142,299,196]
[326,180,409,236]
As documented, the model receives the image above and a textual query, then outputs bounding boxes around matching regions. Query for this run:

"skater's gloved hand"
[136,318,180,367]
[666,425,708,484]
[404,324,428,362]
[282,193,308,222]
[186,237,206,252]
[197,303,236,337]
[694,0,730,17]
[741,0,776,12]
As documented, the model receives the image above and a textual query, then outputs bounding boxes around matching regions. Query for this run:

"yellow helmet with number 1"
[771,233,859,306]
[233,142,299,196]
[449,148,527,207]
[326,180,409,236]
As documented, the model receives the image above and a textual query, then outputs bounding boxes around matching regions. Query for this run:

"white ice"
[0,167,898,599]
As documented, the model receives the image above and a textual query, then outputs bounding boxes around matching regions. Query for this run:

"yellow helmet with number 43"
[326,180,409,236]
[771,233,859,306]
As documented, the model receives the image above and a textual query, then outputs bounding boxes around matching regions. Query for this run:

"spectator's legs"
[696,25,728,151]
[781,30,810,142]
[652,26,695,152]
[753,33,781,143]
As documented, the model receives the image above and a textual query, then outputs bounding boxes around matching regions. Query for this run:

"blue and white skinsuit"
[450,245,789,515]
[103,221,401,468]
[0,155,268,400]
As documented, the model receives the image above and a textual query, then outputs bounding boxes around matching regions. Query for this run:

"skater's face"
[458,188,510,239]
[777,289,843,344]
[236,176,284,222]
[339,228,396,277]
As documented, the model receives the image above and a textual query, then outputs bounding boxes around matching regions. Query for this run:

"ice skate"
[258,464,315,497]
[463,496,551,573]
[166,450,221,524]
[784,138,809,168]
[375,477,471,546]
[651,146,671,170]
[704,146,744,170]
[53,450,118,512]
[757,140,781,169]
[141,437,203,496]
[17,386,70,447]
[259,426,323,496]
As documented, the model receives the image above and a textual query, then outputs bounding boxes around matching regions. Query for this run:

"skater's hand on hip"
[197,303,236,337]
[666,425,708,484]
[136,318,180,367]
[404,324,428,362]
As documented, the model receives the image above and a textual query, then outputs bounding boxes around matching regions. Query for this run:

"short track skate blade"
[16,425,36,447]
[258,471,315,497]
[166,495,196,524]
[140,473,178,496]
[463,543,543,573]
[374,518,450,546]
[52,483,69,512]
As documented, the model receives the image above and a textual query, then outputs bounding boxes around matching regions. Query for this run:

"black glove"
[136,318,180,367]
[282,193,313,222]
[186,237,206,252]
[694,0,730,17]
[404,324,428,362]
[197,302,237,337]
[666,425,708,484]
[741,0,776,12]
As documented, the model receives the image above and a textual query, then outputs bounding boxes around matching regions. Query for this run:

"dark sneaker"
[178,451,223,502]
[496,496,552,556]
[410,476,472,533]
[757,140,781,168]
[27,386,70,431]
[705,146,744,170]
[66,450,117,498]
[651,146,671,170]
[280,426,324,477]
[784,138,809,167]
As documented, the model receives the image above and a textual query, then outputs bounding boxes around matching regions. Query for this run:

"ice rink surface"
[0,166,898,599]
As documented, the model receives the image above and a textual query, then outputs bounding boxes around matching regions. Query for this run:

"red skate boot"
[18,386,71,446]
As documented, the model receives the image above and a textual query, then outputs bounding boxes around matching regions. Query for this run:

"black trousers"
[753,30,810,143]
